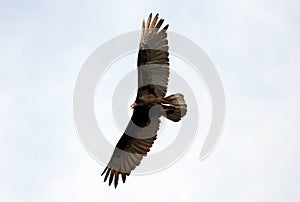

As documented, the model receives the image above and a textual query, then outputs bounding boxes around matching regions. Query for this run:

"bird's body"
[101,13,187,188]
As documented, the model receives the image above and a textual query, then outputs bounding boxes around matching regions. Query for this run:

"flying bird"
[101,13,187,188]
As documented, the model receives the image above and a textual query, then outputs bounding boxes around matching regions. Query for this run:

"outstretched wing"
[137,13,170,99]
[101,106,161,188]
[101,13,168,188]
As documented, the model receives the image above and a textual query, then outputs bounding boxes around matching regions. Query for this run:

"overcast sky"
[0,0,299,202]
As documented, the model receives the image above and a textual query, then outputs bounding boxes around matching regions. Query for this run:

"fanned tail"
[161,93,187,122]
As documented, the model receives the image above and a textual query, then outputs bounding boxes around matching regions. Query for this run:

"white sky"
[0,0,299,201]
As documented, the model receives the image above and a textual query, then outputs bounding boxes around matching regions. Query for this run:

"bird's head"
[130,102,137,109]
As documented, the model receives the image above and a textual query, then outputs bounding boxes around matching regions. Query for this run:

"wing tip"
[163,24,169,30]
[103,168,111,182]
[102,166,131,188]
[143,13,169,32]
[101,167,108,176]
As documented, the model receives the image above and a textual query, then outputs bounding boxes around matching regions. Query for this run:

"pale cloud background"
[0,0,299,201]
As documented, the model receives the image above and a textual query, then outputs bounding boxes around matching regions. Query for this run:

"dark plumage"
[101,13,187,188]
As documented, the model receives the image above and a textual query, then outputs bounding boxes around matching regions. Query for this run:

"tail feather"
[161,93,187,122]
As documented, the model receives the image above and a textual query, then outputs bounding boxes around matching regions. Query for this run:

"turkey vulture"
[101,13,187,188]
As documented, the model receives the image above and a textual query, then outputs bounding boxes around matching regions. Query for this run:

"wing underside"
[137,13,170,99]
[101,107,161,188]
